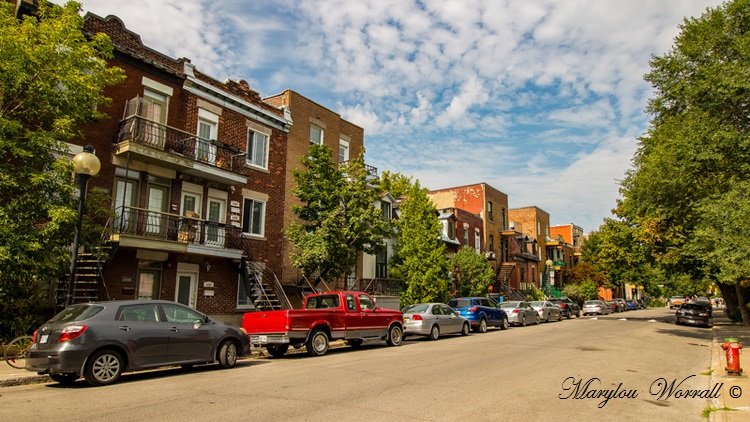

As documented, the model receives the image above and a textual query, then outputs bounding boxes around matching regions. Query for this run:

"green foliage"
[525,285,546,301]
[288,144,391,281]
[379,170,413,199]
[579,280,599,301]
[0,1,125,340]
[449,247,494,297]
[391,181,450,306]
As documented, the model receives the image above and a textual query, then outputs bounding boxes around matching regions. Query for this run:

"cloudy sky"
[76,0,721,233]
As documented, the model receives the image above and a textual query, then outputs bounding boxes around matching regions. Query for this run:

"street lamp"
[544,259,553,296]
[66,145,101,307]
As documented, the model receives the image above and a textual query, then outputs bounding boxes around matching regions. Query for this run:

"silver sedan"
[530,300,563,322]
[402,303,471,340]
[499,301,540,326]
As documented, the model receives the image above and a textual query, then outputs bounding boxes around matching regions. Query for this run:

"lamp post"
[544,259,553,296]
[66,145,101,307]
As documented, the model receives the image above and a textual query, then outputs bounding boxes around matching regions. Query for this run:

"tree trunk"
[736,283,750,326]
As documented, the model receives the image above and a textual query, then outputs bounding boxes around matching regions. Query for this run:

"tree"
[390,181,450,306]
[449,247,494,297]
[379,170,413,199]
[617,0,750,324]
[0,1,125,339]
[287,144,391,283]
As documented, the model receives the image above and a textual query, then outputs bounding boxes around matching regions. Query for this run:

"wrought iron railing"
[352,278,403,296]
[110,206,244,250]
[339,160,378,178]
[117,115,247,174]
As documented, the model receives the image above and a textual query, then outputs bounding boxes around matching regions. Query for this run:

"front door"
[146,185,169,236]
[161,303,212,363]
[358,293,389,338]
[175,272,197,308]
[205,197,225,247]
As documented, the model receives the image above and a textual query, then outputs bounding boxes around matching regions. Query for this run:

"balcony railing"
[110,206,244,250]
[351,278,403,296]
[117,115,246,174]
[339,160,378,178]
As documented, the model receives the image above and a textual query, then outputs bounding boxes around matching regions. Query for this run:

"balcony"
[339,160,378,178]
[108,206,245,259]
[116,114,247,185]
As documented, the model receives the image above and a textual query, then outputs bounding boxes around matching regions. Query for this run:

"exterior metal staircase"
[494,263,527,302]
[295,274,331,302]
[56,244,116,309]
[240,258,291,311]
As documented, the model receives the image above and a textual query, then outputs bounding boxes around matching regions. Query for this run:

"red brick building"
[66,13,292,324]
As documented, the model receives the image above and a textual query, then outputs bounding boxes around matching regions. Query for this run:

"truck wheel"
[266,344,289,358]
[217,340,238,368]
[386,325,403,346]
[347,339,364,348]
[428,325,440,340]
[306,330,329,356]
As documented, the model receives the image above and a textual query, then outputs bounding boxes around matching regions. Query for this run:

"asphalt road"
[0,308,715,421]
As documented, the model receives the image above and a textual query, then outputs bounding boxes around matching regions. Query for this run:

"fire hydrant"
[721,338,743,375]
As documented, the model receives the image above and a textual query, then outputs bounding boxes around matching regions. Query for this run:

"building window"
[381,201,392,221]
[447,221,455,239]
[489,235,494,252]
[475,231,481,253]
[238,262,264,309]
[197,109,218,164]
[488,201,494,221]
[310,124,324,145]
[501,208,506,230]
[242,198,265,236]
[463,228,469,246]
[339,140,349,163]
[376,250,388,278]
[246,130,269,169]
[537,220,541,236]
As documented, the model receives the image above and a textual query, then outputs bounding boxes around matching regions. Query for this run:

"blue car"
[447,297,509,333]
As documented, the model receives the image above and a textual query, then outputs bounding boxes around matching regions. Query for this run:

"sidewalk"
[709,309,750,422]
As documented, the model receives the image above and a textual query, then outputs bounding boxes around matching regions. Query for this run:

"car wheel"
[347,339,364,348]
[566,310,572,319]
[500,316,509,330]
[266,344,289,358]
[428,325,440,340]
[218,340,238,368]
[306,329,329,356]
[84,349,124,386]
[475,318,488,333]
[521,315,527,327]
[386,325,403,346]
[49,373,78,385]
[535,315,540,325]
[558,312,563,321]
[461,322,470,336]
[546,313,551,323]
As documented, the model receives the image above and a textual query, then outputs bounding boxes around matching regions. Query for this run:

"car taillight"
[58,325,87,342]
[468,307,478,312]
[511,310,518,314]
[559,304,567,308]
[32,330,38,343]
[411,314,423,321]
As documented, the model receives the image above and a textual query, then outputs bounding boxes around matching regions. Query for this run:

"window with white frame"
[197,109,218,163]
[381,201,392,221]
[475,231,481,253]
[246,129,269,169]
[339,139,349,163]
[242,197,265,236]
[310,124,324,145]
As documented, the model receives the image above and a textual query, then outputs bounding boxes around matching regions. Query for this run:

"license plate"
[39,334,49,344]
[257,335,267,343]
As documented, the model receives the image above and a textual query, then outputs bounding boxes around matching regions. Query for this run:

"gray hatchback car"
[25,300,251,386]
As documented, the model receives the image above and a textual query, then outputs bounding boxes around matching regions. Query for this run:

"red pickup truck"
[242,291,403,357]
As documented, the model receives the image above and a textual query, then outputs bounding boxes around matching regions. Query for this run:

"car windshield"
[48,304,104,323]
[402,304,429,313]
[499,302,519,308]
[681,304,709,310]
[448,299,471,308]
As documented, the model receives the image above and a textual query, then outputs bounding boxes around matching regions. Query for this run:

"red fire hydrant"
[721,338,743,375]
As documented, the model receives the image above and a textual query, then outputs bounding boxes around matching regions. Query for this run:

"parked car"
[613,298,628,311]
[25,300,251,386]
[529,300,563,322]
[636,299,647,309]
[402,303,470,340]
[498,301,540,326]
[582,300,612,316]
[547,297,581,318]
[626,300,638,310]
[669,296,686,309]
[675,302,713,327]
[605,300,622,313]
[447,297,509,333]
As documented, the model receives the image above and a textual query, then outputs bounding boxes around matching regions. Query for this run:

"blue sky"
[77,0,722,233]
